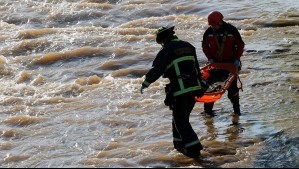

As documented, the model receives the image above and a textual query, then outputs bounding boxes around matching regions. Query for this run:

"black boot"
[183,142,202,158]
[204,102,215,116]
[229,94,241,115]
[173,140,184,152]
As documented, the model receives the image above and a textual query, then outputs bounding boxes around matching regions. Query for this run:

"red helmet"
[208,11,223,26]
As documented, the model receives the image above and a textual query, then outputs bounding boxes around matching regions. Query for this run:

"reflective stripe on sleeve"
[142,80,151,87]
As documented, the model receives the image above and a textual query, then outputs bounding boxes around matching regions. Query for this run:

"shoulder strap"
[213,31,228,61]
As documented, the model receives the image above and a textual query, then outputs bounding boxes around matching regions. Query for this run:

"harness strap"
[237,75,243,91]
[214,31,228,62]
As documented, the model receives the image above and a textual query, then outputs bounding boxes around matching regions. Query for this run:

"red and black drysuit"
[142,36,204,157]
[201,21,245,115]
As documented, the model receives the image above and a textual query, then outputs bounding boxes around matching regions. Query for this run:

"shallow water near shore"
[0,0,298,168]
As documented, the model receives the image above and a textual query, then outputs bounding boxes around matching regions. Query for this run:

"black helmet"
[155,26,175,44]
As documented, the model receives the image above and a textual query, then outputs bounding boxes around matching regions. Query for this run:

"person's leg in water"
[228,79,241,115]
[202,69,230,117]
[204,102,215,116]
[172,94,203,158]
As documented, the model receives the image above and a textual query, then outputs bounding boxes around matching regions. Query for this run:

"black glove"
[140,85,147,94]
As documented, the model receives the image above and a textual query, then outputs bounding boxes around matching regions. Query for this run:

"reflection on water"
[227,115,244,142]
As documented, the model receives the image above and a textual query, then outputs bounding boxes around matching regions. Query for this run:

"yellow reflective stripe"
[172,56,196,90]
[196,79,201,87]
[165,56,195,72]
[142,80,150,87]
[171,38,180,42]
[174,61,184,90]
[185,140,201,148]
[173,85,202,97]
[173,137,183,142]
[174,56,195,63]
[165,62,172,72]
[164,56,202,97]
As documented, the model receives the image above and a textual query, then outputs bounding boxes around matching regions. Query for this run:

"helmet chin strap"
[160,35,174,46]
[158,38,167,46]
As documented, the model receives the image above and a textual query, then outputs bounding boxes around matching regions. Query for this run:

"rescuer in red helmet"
[208,11,224,29]
[201,11,245,116]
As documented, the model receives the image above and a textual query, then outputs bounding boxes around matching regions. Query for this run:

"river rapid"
[0,0,298,168]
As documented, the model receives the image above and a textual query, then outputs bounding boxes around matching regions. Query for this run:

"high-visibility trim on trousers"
[185,140,201,148]
[173,137,183,142]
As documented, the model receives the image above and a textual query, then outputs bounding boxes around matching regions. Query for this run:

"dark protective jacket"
[142,36,202,97]
[202,21,245,62]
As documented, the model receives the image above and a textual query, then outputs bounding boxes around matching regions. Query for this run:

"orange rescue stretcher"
[195,63,243,103]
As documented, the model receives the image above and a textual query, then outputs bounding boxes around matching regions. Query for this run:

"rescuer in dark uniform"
[140,26,204,158]
[202,11,245,116]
